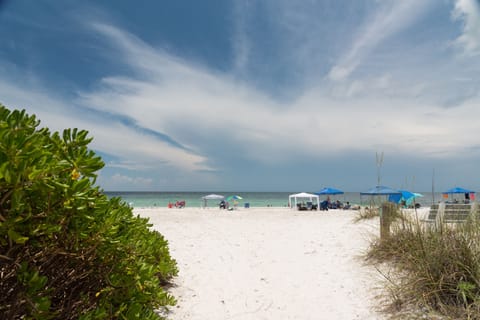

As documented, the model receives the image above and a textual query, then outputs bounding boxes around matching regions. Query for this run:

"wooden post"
[380,202,395,240]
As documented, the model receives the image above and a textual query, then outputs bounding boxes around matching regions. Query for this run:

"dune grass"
[366,207,480,319]
[354,206,380,222]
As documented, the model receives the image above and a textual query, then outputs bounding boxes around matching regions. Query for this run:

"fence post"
[380,202,395,240]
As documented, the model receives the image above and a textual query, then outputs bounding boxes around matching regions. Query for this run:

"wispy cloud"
[77,21,480,164]
[232,1,251,75]
[452,0,480,56]
[2,2,480,191]
[0,64,211,175]
[327,0,434,81]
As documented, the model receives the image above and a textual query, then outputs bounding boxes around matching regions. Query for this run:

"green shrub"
[367,209,480,319]
[0,105,177,319]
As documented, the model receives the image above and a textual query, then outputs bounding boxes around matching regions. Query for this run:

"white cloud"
[327,0,435,81]
[3,9,480,191]
[76,22,480,165]
[452,0,480,55]
[0,76,211,174]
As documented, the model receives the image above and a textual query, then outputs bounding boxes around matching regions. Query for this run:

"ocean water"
[105,191,445,208]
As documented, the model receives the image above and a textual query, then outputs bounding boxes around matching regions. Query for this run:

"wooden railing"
[427,202,478,223]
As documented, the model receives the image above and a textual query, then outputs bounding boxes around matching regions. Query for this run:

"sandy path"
[138,207,384,320]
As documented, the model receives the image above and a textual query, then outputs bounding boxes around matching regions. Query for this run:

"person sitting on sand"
[335,200,343,209]
[219,200,226,209]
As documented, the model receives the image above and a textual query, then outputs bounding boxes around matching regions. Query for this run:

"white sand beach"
[137,207,386,320]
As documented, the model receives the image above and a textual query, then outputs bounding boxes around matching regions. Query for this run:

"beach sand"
[136,207,386,320]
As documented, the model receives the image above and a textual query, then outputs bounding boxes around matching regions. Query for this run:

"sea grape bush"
[0,104,177,319]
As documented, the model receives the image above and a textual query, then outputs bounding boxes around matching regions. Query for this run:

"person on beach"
[335,200,342,209]
[219,200,226,209]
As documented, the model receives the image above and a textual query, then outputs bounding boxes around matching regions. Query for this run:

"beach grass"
[354,206,380,222]
[366,207,480,319]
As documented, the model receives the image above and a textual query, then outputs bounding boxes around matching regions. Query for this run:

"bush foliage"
[0,105,177,319]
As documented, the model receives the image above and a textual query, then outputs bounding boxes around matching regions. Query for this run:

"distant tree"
[0,104,177,319]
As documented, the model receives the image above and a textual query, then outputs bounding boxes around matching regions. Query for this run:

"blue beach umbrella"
[399,190,415,200]
[361,185,401,204]
[360,185,401,196]
[392,190,421,205]
[442,187,475,194]
[442,187,475,202]
[315,187,344,195]
[406,192,424,206]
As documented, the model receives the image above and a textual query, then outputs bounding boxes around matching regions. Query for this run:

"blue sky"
[1,0,480,192]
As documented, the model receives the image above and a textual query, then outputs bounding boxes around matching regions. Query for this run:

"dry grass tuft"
[366,208,480,319]
[355,206,380,222]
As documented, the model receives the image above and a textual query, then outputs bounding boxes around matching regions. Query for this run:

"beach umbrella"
[288,192,320,209]
[315,187,344,195]
[399,190,415,200]
[201,194,224,208]
[393,190,421,205]
[361,185,401,205]
[442,187,475,201]
[202,194,225,200]
[226,195,243,201]
[405,192,424,206]
[360,185,401,196]
[442,187,475,194]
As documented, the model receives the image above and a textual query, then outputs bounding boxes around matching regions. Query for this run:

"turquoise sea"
[105,191,445,208]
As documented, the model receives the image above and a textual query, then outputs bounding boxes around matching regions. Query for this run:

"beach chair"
[320,200,329,211]
[175,200,185,208]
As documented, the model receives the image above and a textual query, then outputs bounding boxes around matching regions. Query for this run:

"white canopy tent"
[201,194,225,208]
[289,192,320,210]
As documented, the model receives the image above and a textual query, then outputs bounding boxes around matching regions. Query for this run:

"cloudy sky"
[1,0,479,192]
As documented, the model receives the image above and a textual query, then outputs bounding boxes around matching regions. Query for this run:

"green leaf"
[0,104,177,319]
[8,229,29,244]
